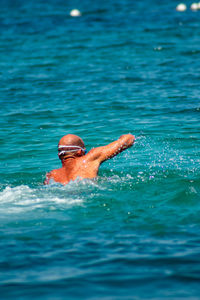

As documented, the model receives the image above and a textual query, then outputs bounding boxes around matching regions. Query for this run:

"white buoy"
[190,3,198,10]
[176,3,187,11]
[70,9,81,17]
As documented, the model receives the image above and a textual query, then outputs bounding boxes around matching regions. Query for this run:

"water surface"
[0,0,200,299]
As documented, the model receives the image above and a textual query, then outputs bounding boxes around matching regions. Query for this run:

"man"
[44,133,135,185]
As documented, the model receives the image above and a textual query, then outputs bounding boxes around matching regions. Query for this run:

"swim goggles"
[58,145,87,157]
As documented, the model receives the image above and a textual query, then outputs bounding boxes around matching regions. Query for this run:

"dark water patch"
[181,49,200,56]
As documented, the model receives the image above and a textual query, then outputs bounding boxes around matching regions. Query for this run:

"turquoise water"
[0,0,200,299]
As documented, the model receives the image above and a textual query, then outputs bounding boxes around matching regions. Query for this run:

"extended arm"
[86,134,135,164]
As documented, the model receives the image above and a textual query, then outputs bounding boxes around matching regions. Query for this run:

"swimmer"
[44,133,135,185]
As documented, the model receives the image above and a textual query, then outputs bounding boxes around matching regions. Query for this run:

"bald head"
[58,134,85,148]
[58,134,86,161]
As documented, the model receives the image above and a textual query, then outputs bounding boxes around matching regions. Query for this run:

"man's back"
[45,134,135,185]
[46,156,100,185]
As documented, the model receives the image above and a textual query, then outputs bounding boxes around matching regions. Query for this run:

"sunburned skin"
[44,133,135,185]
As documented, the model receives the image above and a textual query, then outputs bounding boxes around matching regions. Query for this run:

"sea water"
[0,0,200,299]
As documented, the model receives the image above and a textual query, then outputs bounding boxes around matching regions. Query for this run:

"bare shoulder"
[44,168,62,185]
[83,148,100,161]
[51,168,62,175]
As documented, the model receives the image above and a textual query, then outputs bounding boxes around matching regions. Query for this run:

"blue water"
[0,0,200,299]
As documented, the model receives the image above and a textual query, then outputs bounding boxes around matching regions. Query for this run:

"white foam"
[0,184,85,214]
[0,177,106,215]
[0,185,35,204]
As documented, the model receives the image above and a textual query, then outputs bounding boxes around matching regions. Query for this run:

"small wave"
[0,181,94,215]
[0,176,109,213]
